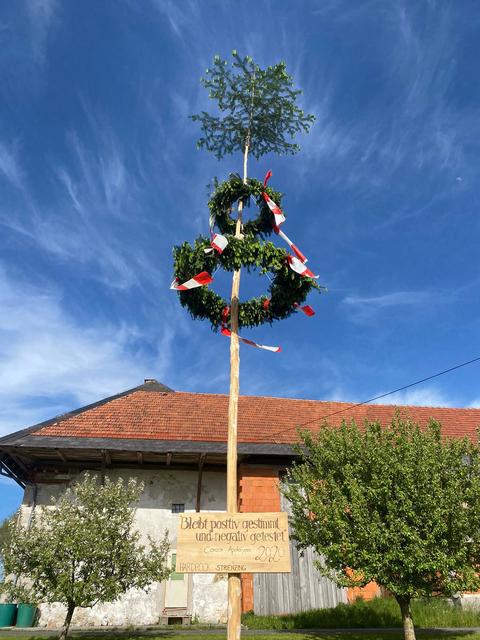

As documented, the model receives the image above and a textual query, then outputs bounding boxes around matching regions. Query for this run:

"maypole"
[227,73,253,640]
[172,52,317,640]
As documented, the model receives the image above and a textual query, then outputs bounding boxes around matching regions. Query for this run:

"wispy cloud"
[342,290,441,322]
[295,1,473,201]
[372,386,453,408]
[0,267,175,437]
[0,105,166,292]
[25,0,58,63]
[0,139,24,191]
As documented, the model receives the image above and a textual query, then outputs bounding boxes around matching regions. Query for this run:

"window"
[171,503,185,513]
[170,553,184,581]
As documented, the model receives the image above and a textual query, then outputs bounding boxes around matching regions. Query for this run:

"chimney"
[144,378,158,384]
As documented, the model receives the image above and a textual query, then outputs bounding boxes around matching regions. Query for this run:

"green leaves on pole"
[191,51,315,159]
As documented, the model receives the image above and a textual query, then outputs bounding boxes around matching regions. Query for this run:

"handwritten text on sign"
[176,512,291,573]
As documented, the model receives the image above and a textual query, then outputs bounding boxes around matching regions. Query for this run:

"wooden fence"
[253,494,347,615]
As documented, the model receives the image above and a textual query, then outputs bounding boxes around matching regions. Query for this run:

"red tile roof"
[31,389,480,444]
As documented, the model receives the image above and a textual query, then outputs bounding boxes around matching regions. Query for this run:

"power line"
[267,354,480,443]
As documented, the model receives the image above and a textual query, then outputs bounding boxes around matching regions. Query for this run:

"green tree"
[1,474,170,640]
[0,514,14,555]
[191,50,314,161]
[0,513,15,580]
[284,415,480,640]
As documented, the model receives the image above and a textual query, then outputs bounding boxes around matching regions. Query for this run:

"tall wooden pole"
[227,140,249,640]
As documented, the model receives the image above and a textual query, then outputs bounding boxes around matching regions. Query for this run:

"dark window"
[171,503,185,513]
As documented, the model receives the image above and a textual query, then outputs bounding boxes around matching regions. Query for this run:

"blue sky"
[1,0,480,519]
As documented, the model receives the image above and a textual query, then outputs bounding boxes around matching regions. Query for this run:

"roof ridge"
[173,390,476,411]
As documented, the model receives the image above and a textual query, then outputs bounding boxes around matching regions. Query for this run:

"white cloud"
[25,0,58,63]
[0,140,24,191]
[0,268,175,437]
[342,290,440,322]
[294,1,472,196]
[344,290,436,308]
[373,386,453,408]
[0,108,167,292]
[150,0,200,44]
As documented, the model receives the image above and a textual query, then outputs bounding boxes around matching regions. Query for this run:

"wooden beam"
[10,454,29,475]
[196,453,206,512]
[100,450,108,485]
[166,452,172,466]
[56,449,68,462]
[0,460,25,488]
[137,451,143,465]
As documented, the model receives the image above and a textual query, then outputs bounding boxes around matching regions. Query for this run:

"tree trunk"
[397,597,416,640]
[58,603,75,640]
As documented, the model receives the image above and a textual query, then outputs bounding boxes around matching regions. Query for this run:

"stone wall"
[19,468,228,626]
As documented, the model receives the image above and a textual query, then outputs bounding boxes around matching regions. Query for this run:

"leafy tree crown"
[1,474,170,610]
[284,415,480,601]
[191,50,315,159]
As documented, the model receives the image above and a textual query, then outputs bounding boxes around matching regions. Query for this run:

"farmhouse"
[1,379,480,627]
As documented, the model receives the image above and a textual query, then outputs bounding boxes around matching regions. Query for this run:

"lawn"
[3,599,480,640]
[242,598,480,630]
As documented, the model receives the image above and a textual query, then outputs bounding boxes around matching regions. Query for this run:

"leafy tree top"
[284,415,480,640]
[191,50,315,159]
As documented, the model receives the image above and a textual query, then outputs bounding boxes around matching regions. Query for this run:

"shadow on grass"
[3,630,480,640]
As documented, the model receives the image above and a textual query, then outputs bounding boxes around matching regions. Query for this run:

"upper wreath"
[209,174,284,237]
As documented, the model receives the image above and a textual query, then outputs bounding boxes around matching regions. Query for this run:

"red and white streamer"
[205,233,228,255]
[170,271,213,290]
[287,255,319,279]
[221,327,281,353]
[275,227,308,263]
[262,171,285,227]
[294,302,315,317]
[263,192,286,227]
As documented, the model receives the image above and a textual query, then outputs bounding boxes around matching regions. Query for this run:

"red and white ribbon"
[263,170,273,187]
[221,327,281,353]
[170,271,213,290]
[287,255,319,279]
[294,302,315,316]
[211,233,228,254]
[263,192,286,227]
[262,171,285,227]
[275,227,308,263]
[205,233,228,255]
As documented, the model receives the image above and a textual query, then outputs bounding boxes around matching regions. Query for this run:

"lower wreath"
[172,234,320,330]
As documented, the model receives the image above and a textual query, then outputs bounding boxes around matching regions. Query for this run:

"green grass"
[2,634,480,640]
[241,598,480,630]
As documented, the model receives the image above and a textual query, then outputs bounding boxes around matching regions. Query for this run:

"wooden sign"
[176,512,291,573]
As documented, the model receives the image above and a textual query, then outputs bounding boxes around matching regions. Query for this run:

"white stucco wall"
[19,468,228,627]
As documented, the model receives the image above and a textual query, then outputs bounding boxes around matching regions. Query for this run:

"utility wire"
[266,354,480,443]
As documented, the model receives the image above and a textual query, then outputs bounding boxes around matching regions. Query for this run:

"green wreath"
[208,174,284,237]
[173,233,321,331]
